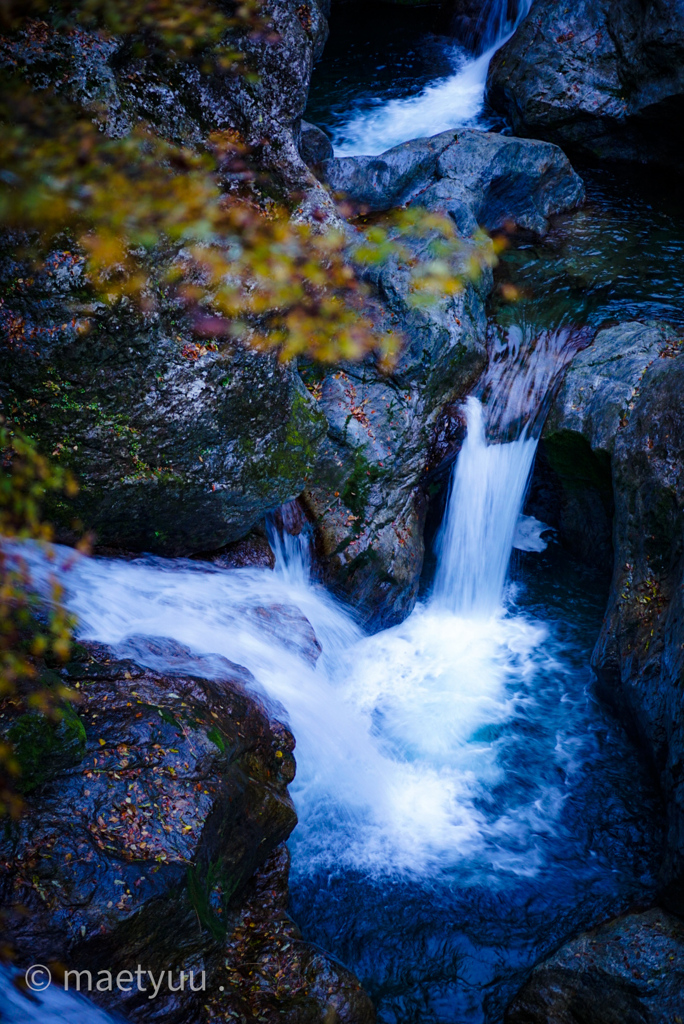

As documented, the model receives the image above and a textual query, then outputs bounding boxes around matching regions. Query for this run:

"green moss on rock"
[8,704,86,792]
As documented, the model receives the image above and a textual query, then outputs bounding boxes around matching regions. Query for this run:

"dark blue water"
[306,3,462,144]
[491,161,684,331]
[289,548,664,1023]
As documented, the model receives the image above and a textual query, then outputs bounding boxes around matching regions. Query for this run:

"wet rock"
[201,0,338,216]
[204,532,277,570]
[299,120,334,165]
[0,3,335,214]
[505,907,684,1024]
[545,322,674,454]
[0,7,332,558]
[0,643,371,1023]
[210,845,375,1024]
[307,128,583,625]
[239,604,323,666]
[591,342,684,882]
[320,128,585,235]
[487,0,684,168]
[302,255,487,626]
[0,284,326,556]
[536,321,677,569]
[543,320,684,879]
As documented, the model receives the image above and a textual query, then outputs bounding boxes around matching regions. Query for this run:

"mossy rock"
[8,704,86,793]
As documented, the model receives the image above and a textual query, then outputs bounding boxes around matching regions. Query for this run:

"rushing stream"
[306,0,531,154]
[15,333,664,1021]
[6,2,682,1021]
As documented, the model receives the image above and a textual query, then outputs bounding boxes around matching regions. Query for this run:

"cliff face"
[592,350,684,884]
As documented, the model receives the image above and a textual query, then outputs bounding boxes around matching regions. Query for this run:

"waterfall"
[431,325,587,615]
[7,328,589,877]
[333,0,532,155]
[466,0,531,55]
[432,397,537,617]
[266,500,312,588]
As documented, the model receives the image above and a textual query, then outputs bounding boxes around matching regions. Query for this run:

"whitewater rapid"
[14,393,581,879]
[332,0,532,155]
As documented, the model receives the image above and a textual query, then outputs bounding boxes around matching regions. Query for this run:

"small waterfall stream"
[432,398,538,617]
[328,0,532,155]
[9,326,664,1021]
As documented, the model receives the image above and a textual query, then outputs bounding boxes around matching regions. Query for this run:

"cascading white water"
[10,333,583,880]
[333,0,532,155]
[432,397,537,616]
[469,0,531,54]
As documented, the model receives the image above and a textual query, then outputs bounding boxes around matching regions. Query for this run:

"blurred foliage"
[0,0,498,366]
[0,0,264,62]
[0,423,83,816]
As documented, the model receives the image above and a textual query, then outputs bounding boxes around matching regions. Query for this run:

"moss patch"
[8,704,86,792]
[342,447,381,520]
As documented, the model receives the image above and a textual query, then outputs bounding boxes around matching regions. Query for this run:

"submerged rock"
[204,531,277,571]
[487,0,684,167]
[506,907,684,1024]
[320,128,585,235]
[0,642,373,1023]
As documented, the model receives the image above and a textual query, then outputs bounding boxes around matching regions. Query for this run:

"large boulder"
[0,1,335,212]
[487,0,684,167]
[0,264,326,556]
[592,344,684,882]
[541,321,684,882]
[304,128,584,625]
[536,321,675,568]
[0,4,338,559]
[320,128,585,235]
[301,283,486,626]
[0,641,374,1024]
[506,907,684,1024]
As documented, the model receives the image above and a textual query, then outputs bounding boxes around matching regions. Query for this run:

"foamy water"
[332,0,532,155]
[334,49,494,156]
[11,391,580,880]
